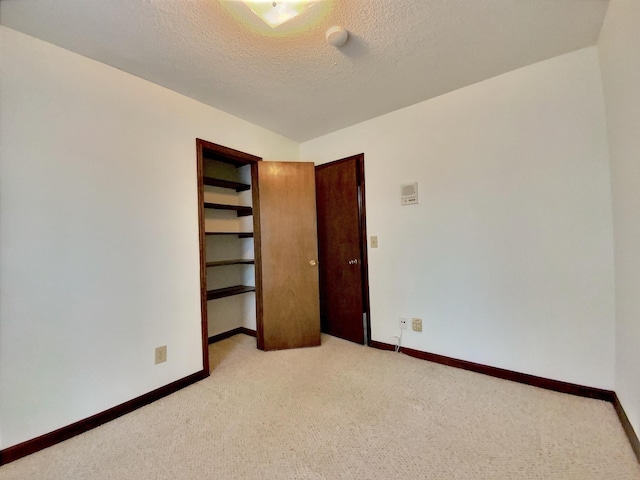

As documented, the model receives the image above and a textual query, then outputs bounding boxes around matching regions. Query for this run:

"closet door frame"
[196,138,261,374]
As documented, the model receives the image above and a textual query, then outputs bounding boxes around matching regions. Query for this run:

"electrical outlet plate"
[155,345,167,364]
[412,318,423,332]
[399,318,408,330]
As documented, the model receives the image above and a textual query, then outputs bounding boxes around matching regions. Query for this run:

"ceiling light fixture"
[242,1,317,28]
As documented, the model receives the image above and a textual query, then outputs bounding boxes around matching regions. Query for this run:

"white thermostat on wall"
[401,182,418,206]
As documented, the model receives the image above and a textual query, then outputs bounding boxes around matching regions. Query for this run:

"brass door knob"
[309,260,317,266]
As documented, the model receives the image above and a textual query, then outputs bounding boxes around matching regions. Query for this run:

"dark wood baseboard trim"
[208,327,243,344]
[5,338,635,466]
[208,327,256,344]
[371,340,640,464]
[369,340,614,401]
[613,393,640,463]
[0,369,208,466]
[369,340,396,352]
[239,327,257,337]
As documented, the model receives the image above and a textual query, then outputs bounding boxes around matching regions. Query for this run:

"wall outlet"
[399,318,408,330]
[155,345,167,364]
[412,318,423,332]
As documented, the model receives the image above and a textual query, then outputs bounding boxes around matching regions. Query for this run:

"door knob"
[309,260,317,266]
[348,259,359,265]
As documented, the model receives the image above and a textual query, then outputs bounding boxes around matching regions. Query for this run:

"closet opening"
[196,139,261,374]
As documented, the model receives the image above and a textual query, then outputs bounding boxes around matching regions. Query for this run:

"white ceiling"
[1,0,609,142]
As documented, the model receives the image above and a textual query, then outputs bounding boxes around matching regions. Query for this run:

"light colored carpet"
[2,334,639,479]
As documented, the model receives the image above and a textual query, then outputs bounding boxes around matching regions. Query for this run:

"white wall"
[302,47,616,389]
[0,26,298,449]
[598,0,640,438]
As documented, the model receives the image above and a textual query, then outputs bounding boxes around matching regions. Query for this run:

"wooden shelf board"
[206,259,255,267]
[203,151,247,168]
[205,232,254,238]
[204,202,252,217]
[207,285,255,300]
[203,177,250,192]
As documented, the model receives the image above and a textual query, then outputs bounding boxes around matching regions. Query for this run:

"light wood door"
[253,162,321,351]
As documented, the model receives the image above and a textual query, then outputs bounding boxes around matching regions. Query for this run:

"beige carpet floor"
[2,333,639,479]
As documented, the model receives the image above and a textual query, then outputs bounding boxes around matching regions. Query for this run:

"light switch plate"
[370,236,378,248]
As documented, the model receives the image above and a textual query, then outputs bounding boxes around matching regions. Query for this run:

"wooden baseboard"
[239,327,257,337]
[208,327,257,344]
[4,336,635,466]
[369,340,397,352]
[369,340,614,401]
[369,340,640,462]
[2,328,258,465]
[613,393,640,463]
[0,369,208,466]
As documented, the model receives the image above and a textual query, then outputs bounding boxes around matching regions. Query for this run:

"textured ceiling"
[1,0,609,142]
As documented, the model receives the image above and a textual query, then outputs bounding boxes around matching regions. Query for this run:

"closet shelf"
[205,232,253,238]
[203,149,255,168]
[207,285,256,300]
[206,259,255,267]
[204,202,252,217]
[203,177,250,192]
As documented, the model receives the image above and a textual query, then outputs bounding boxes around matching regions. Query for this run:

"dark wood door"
[315,155,370,345]
[253,162,321,351]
